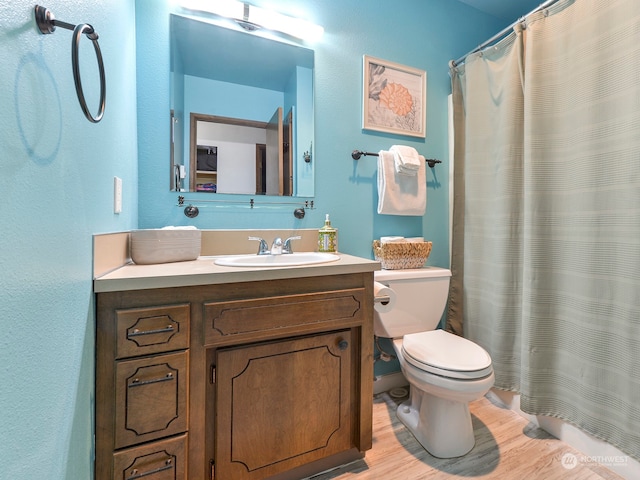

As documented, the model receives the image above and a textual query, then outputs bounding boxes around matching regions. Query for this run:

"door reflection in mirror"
[190,112,291,196]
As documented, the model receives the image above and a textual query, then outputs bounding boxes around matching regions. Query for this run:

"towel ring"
[72,23,106,123]
[35,5,106,123]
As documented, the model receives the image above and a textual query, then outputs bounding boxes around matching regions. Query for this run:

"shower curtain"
[449,0,640,461]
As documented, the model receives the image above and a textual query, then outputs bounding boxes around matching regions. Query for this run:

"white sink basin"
[214,252,340,267]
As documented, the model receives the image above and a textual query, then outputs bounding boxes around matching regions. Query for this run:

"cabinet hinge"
[210,365,216,384]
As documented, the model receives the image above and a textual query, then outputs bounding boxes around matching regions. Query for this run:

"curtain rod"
[451,0,560,67]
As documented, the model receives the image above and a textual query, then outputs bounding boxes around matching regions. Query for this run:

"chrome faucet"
[271,237,283,255]
[248,235,302,255]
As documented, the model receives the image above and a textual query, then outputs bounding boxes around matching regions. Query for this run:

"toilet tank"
[374,267,451,338]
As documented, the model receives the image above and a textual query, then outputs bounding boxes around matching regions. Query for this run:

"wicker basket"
[372,240,432,270]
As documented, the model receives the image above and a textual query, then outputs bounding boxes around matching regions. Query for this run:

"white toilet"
[374,267,494,458]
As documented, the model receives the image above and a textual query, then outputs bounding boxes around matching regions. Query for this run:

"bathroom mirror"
[170,14,315,196]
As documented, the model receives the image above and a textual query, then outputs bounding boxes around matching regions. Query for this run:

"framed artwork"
[362,55,426,138]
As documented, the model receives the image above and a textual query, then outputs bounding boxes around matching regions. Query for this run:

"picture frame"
[362,55,426,138]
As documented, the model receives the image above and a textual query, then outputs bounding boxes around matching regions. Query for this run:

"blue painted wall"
[0,1,138,479]
[0,0,513,478]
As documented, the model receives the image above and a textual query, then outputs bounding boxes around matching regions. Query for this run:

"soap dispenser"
[318,214,338,253]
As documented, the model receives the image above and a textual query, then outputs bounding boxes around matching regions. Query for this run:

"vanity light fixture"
[178,0,324,42]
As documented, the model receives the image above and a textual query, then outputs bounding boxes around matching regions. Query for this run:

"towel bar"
[352,150,441,168]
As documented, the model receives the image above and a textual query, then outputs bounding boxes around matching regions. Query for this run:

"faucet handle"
[283,236,302,254]
[248,236,270,255]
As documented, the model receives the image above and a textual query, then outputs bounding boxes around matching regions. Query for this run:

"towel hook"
[35,5,106,123]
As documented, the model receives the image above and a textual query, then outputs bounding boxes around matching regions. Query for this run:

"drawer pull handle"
[338,340,349,351]
[127,459,174,479]
[128,325,175,337]
[129,372,174,388]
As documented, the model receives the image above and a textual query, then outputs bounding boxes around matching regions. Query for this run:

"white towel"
[390,145,421,175]
[380,236,406,243]
[377,150,426,216]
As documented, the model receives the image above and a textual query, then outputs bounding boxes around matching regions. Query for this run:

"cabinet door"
[215,331,352,480]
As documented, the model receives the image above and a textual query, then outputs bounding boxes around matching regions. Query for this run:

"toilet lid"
[401,330,493,380]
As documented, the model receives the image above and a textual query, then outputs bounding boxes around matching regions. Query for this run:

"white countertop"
[94,254,380,293]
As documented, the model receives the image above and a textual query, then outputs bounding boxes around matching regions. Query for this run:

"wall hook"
[303,141,313,163]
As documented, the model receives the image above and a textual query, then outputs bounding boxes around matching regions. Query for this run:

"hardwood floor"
[307,391,623,480]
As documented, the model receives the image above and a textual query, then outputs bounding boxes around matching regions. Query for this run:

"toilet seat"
[401,330,492,380]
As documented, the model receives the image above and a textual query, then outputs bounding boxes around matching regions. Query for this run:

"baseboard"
[373,372,408,395]
[488,389,640,480]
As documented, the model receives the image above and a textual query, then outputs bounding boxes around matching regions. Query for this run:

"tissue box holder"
[130,229,201,265]
[372,240,432,270]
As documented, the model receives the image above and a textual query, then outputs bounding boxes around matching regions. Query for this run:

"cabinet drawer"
[113,433,187,480]
[116,304,189,359]
[115,351,188,449]
[204,288,364,345]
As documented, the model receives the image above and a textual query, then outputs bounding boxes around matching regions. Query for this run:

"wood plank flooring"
[307,391,623,480]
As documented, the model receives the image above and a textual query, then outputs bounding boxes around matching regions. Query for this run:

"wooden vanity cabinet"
[96,272,374,480]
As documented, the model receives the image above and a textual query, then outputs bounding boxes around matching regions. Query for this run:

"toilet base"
[396,386,475,458]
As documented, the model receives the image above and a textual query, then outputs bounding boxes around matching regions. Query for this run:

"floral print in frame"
[363,55,426,138]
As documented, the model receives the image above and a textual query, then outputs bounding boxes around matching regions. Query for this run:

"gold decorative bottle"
[318,214,338,253]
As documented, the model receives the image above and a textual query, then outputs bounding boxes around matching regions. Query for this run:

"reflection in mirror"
[170,14,314,197]
[190,111,293,195]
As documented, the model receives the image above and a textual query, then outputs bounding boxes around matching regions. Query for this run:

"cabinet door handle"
[128,324,175,337]
[128,372,174,388]
[338,340,349,351]
[127,458,174,479]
